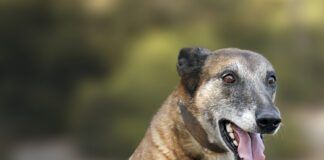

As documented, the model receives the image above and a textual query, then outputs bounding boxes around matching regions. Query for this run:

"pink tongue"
[232,125,265,160]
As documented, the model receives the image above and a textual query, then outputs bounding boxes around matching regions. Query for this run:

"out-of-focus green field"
[1,0,324,159]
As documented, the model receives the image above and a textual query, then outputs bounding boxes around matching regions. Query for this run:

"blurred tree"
[1,0,324,159]
[0,0,109,150]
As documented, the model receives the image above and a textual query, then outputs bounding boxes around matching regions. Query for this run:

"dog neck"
[153,85,228,159]
[131,85,232,160]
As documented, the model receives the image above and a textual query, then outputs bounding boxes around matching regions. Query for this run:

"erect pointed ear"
[177,47,210,95]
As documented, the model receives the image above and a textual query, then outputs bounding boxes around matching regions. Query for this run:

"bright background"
[1,0,324,160]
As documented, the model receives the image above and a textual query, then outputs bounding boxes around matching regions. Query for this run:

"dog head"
[177,48,281,159]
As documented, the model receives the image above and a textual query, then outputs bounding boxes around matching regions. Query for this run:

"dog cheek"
[195,81,223,108]
[204,110,218,129]
[202,110,227,146]
[221,87,231,98]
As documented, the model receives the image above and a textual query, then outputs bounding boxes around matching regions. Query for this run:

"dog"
[130,48,281,160]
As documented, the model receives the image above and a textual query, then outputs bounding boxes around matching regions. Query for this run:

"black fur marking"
[178,101,226,153]
[177,48,210,96]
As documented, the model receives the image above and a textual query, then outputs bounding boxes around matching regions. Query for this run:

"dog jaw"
[192,48,279,158]
[131,48,281,160]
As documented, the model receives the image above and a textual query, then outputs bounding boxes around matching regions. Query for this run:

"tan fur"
[130,49,243,160]
[130,84,227,160]
[130,48,279,160]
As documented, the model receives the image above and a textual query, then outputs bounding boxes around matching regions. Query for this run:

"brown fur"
[130,85,219,160]
[130,48,280,160]
[130,49,244,160]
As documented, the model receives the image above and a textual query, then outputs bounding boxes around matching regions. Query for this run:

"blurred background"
[1,0,324,159]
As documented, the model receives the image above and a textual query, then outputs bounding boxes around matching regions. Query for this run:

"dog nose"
[256,114,281,133]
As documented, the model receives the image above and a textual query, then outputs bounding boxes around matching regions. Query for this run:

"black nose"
[256,114,281,133]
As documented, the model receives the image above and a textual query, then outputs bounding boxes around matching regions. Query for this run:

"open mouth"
[219,120,265,160]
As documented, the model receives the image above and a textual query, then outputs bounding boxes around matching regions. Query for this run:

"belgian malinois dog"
[130,48,281,160]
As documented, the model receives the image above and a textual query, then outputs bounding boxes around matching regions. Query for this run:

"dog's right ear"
[177,47,210,95]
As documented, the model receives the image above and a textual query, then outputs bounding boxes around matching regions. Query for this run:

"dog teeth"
[226,123,233,133]
[229,133,235,139]
[225,123,238,147]
[233,140,238,146]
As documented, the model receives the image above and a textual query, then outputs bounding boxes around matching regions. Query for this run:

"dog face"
[177,48,281,159]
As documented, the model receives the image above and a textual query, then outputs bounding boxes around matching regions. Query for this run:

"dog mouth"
[219,120,265,160]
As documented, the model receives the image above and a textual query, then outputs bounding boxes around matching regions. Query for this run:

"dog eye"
[268,76,276,85]
[222,74,236,84]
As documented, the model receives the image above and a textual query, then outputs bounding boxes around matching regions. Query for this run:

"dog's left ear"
[177,47,210,95]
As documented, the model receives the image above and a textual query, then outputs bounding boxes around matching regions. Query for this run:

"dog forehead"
[203,48,274,76]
